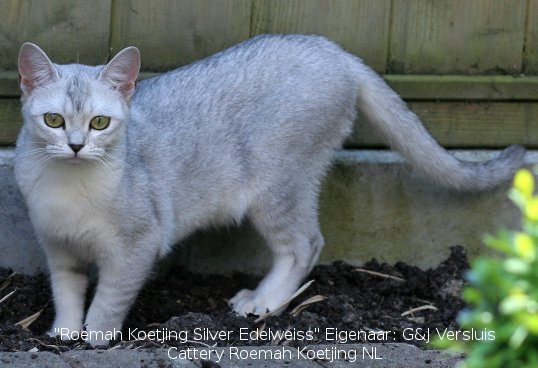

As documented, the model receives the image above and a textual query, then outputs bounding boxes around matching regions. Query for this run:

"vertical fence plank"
[389,0,527,74]
[250,0,391,72]
[525,0,538,73]
[110,0,251,71]
[0,0,112,69]
[0,99,22,146]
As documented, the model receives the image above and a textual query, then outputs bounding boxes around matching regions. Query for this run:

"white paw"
[229,289,278,316]
[84,333,111,347]
[83,320,121,347]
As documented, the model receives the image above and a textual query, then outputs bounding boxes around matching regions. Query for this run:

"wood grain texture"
[250,0,391,72]
[0,72,20,97]
[346,102,538,148]
[525,0,538,73]
[109,0,251,71]
[0,99,22,146]
[389,0,527,74]
[385,75,538,100]
[0,0,111,70]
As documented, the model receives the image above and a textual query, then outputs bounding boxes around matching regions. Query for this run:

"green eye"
[90,116,110,130]
[44,113,65,128]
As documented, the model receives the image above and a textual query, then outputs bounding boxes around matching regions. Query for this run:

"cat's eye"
[90,116,111,130]
[44,113,65,128]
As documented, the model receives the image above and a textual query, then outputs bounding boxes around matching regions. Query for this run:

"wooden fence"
[1,0,537,148]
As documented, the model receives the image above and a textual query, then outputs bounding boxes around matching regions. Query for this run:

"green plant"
[444,169,538,367]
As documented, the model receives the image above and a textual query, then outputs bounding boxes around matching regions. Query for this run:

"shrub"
[447,169,538,367]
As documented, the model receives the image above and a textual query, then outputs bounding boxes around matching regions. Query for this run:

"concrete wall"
[0,148,529,275]
[0,149,48,273]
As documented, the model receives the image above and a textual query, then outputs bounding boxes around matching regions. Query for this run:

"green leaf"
[510,326,529,349]
[500,293,528,314]
[513,169,534,198]
[514,233,536,261]
[504,259,531,274]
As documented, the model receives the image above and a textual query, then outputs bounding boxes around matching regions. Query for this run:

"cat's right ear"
[18,43,59,96]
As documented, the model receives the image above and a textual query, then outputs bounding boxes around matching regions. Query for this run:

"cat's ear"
[18,43,59,96]
[99,47,140,102]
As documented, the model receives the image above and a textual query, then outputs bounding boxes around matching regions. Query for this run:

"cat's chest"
[26,166,118,247]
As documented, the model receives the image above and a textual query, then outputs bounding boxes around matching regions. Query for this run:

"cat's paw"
[83,332,112,347]
[229,289,280,317]
[83,319,121,347]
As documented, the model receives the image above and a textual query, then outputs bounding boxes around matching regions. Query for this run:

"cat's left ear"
[99,47,140,102]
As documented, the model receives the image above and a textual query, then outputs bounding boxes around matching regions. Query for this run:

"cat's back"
[133,34,355,105]
[125,34,360,186]
[129,34,357,138]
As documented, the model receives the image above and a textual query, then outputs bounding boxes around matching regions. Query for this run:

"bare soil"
[0,246,468,353]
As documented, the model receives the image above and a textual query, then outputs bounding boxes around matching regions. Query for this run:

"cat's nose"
[69,144,84,153]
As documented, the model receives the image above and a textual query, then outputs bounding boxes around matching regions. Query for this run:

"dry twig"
[0,288,17,304]
[401,304,438,317]
[353,268,405,282]
[290,295,327,317]
[0,272,16,292]
[255,280,315,322]
[16,308,44,329]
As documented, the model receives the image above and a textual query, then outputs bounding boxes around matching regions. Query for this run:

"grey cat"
[15,35,524,346]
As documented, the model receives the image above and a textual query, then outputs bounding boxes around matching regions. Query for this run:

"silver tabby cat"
[15,35,524,346]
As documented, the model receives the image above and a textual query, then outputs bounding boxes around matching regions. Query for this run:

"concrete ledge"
[0,148,533,275]
[0,149,47,274]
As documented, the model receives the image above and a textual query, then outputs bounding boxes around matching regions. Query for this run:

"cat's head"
[17,43,140,163]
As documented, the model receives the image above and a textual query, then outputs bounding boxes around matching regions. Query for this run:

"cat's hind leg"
[229,180,324,316]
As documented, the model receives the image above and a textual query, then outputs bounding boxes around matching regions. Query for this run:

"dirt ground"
[0,246,468,353]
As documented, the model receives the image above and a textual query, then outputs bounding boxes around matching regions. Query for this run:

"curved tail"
[352,62,525,191]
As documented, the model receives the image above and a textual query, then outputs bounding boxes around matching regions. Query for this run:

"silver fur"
[15,35,525,346]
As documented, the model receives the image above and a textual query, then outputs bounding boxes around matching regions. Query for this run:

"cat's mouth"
[64,155,87,165]
[58,151,103,165]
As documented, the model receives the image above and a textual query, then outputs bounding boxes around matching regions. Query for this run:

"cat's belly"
[171,185,256,243]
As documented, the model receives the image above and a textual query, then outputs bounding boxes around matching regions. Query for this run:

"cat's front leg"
[83,244,156,346]
[44,245,89,339]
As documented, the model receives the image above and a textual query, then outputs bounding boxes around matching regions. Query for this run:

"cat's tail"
[352,60,525,191]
